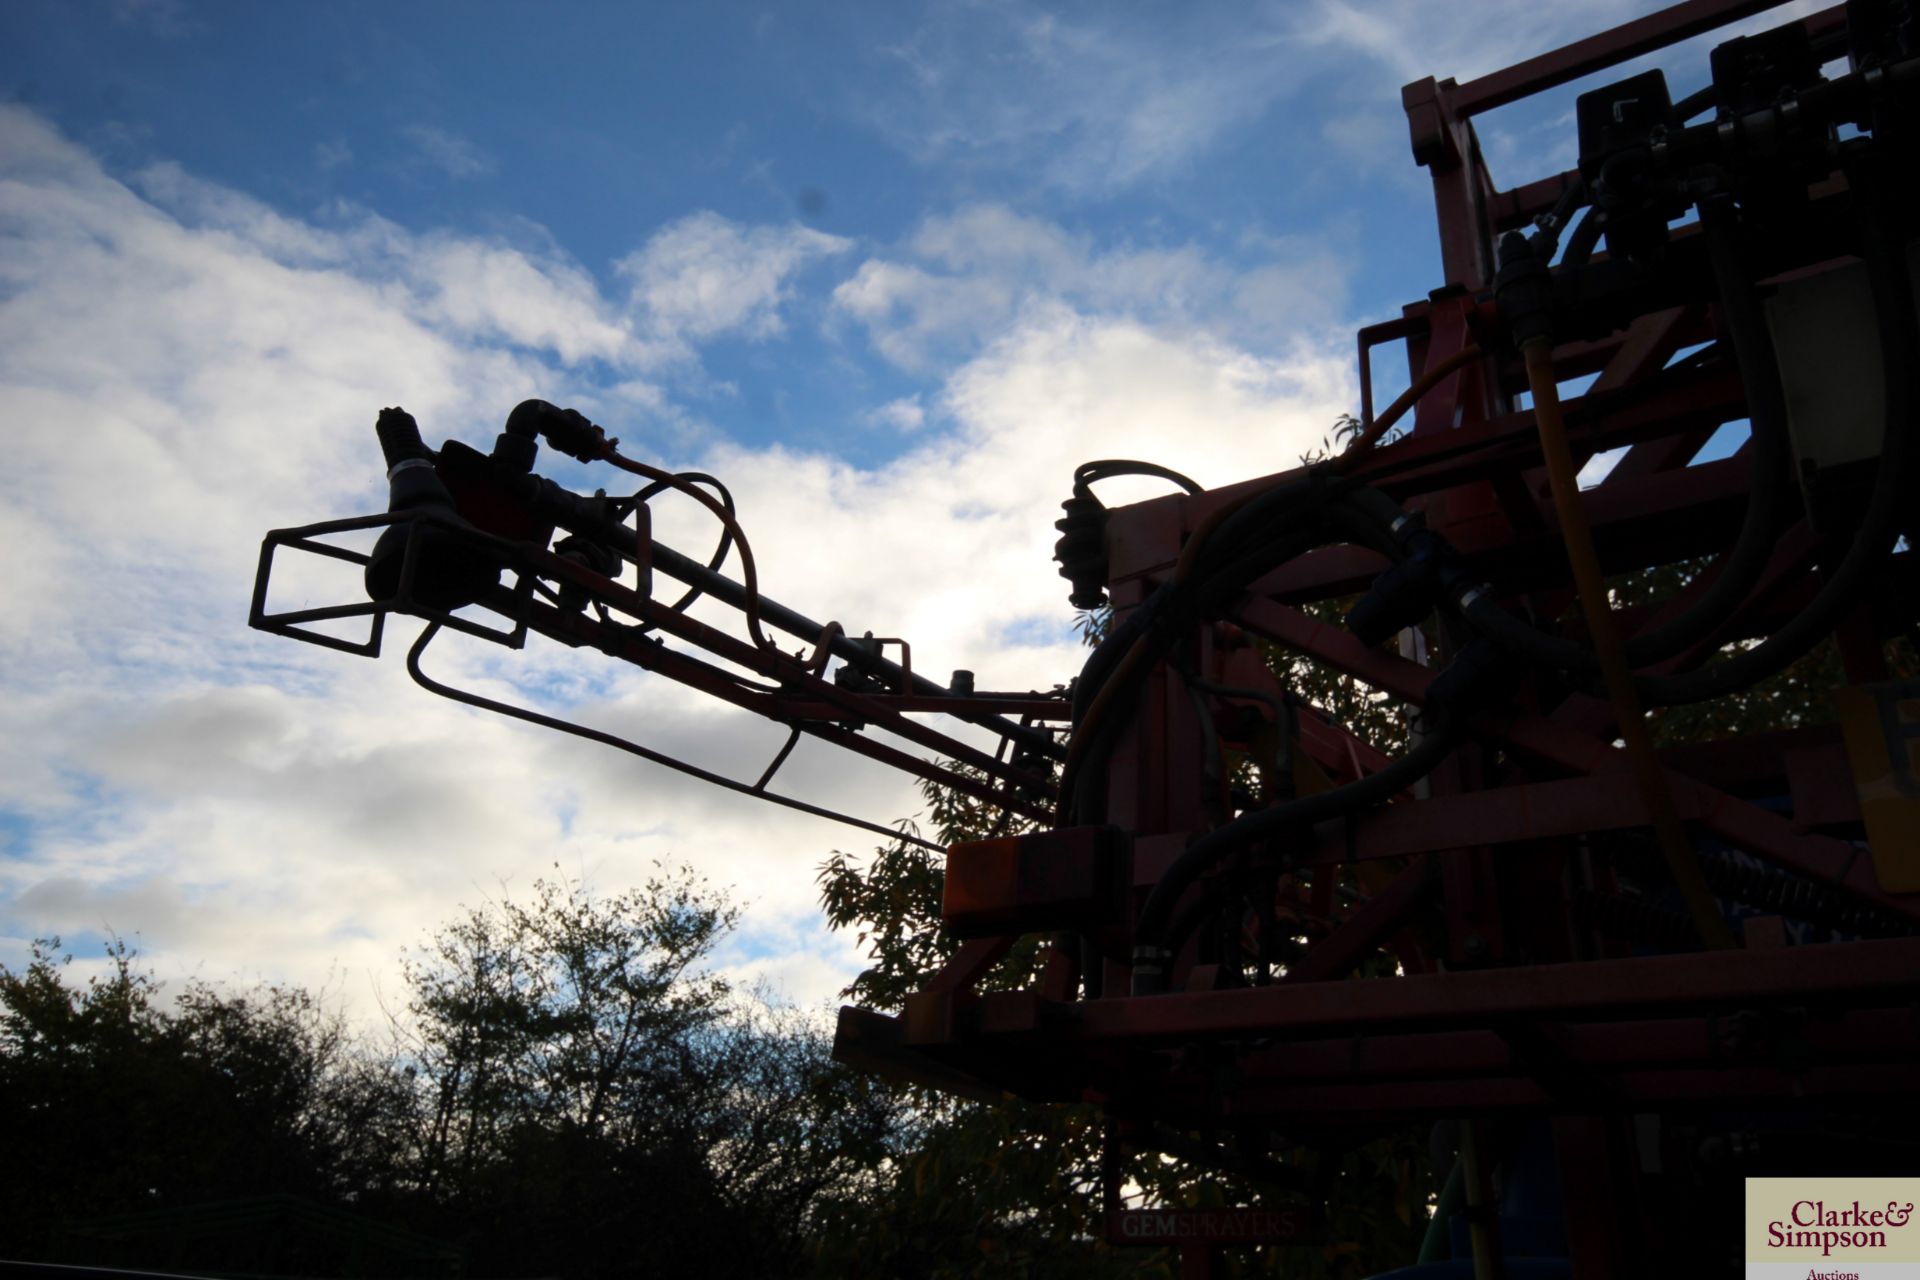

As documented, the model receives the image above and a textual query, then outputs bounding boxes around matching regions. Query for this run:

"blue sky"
[0,0,1795,1013]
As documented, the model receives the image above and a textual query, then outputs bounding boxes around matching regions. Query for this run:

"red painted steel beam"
[768,695,1070,720]
[1215,1007,1917,1086]
[1447,1,1835,119]
[1232,598,1920,921]
[1321,774,1686,863]
[1192,1064,1915,1121]
[1112,361,1747,599]
[1121,358,1740,543]
[1025,937,1920,1044]
[846,993,1918,1113]
[1278,858,1436,982]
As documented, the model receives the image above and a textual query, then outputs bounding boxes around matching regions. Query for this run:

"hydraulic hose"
[1522,333,1735,950]
[1130,711,1462,993]
[623,470,738,634]
[1466,171,1916,706]
[1464,199,1793,677]
[1560,206,1605,268]
[1060,523,1322,825]
[603,450,779,652]
[1058,478,1343,821]
[1074,459,1207,496]
[1336,346,1486,470]
[1059,483,1406,824]
[467,429,1062,759]
[1622,197,1791,661]
[1635,159,1917,706]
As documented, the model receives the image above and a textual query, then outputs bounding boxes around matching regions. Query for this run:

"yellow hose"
[1522,336,1735,951]
[1460,1121,1501,1280]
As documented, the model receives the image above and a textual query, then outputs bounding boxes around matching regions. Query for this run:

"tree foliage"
[0,870,893,1280]
[0,937,382,1264]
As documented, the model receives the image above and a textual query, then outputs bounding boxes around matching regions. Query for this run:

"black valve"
[1345,523,1482,648]
[1575,69,1684,265]
[1054,483,1110,610]
[364,407,502,613]
[1494,229,1556,349]
[503,399,612,463]
[553,533,624,613]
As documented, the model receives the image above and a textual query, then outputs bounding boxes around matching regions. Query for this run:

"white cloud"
[838,0,1810,197]
[401,124,498,180]
[867,395,926,432]
[407,234,646,366]
[617,211,851,344]
[674,303,1353,701]
[313,138,353,172]
[0,107,1357,1032]
[1299,0,1830,88]
[853,6,1297,192]
[833,203,1351,370]
[110,0,194,38]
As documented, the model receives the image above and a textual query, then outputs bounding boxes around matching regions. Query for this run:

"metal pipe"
[506,469,1063,757]
[1522,335,1736,950]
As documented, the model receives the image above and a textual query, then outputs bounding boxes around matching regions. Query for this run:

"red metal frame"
[831,1,1920,1272]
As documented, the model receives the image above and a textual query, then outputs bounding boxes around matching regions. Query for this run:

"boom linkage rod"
[502,468,1064,760]
[405,622,951,853]
[519,545,1060,810]
[495,573,1058,826]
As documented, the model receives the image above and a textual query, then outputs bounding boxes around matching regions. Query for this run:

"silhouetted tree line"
[0,870,905,1280]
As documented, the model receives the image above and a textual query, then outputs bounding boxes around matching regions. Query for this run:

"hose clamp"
[1129,944,1170,974]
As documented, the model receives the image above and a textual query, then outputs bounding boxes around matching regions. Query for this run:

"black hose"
[1185,674,1297,802]
[1065,484,1412,826]
[1534,176,1590,259]
[1063,486,1397,824]
[1066,559,1300,829]
[1672,83,1717,123]
[1132,714,1461,994]
[1461,175,1902,709]
[1064,477,1336,744]
[1467,198,1793,676]
[503,398,610,462]
[623,470,738,634]
[1637,157,1916,705]
[1074,459,1206,497]
[1623,197,1793,661]
[1560,206,1605,267]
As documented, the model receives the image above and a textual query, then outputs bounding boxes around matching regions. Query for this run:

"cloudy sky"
[0,0,1799,1019]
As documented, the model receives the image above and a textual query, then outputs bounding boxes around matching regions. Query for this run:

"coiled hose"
[1460,164,1913,707]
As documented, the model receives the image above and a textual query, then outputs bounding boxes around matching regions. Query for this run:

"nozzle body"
[364,407,501,611]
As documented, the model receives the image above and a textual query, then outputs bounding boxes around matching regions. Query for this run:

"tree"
[0,871,897,1280]
[390,867,893,1280]
[816,802,1171,1279]
[0,938,372,1264]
